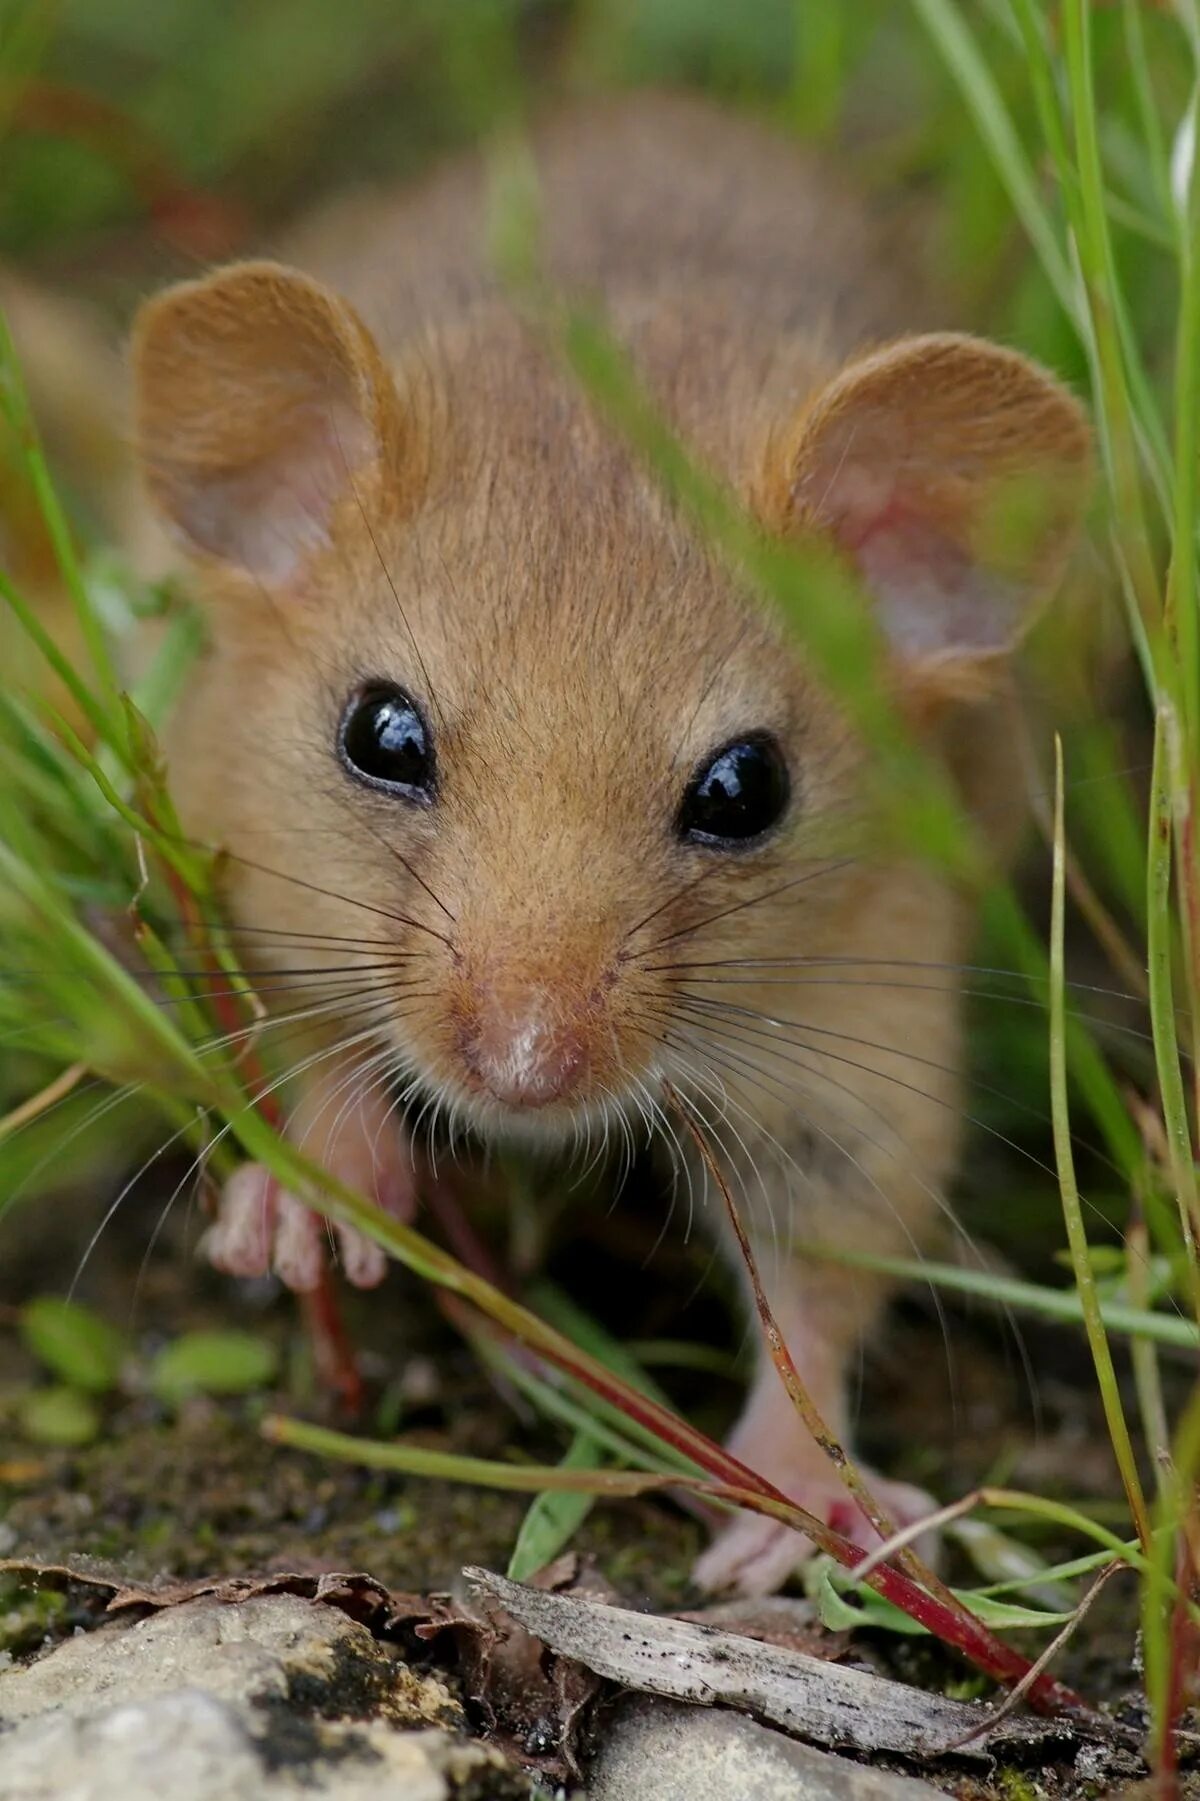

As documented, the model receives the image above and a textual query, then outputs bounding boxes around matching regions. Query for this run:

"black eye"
[677,734,790,846]
[340,683,435,800]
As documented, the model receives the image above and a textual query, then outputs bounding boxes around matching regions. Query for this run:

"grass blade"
[1050,737,1151,1550]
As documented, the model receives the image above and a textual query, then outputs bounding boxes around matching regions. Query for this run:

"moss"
[995,1771,1043,1801]
[0,1578,68,1657]
[0,1401,699,1609]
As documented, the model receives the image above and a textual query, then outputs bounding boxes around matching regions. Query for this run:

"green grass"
[1,0,1199,1759]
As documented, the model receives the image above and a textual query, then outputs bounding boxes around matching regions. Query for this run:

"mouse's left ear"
[763,333,1091,692]
[133,260,405,586]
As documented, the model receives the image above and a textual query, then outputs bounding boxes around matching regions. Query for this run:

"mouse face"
[135,263,1089,1151]
[168,400,864,1145]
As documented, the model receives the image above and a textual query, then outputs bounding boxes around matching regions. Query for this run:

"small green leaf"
[18,1385,101,1447]
[813,1561,1077,1637]
[814,1564,928,1636]
[149,1331,278,1405]
[507,1431,600,1582]
[19,1297,125,1393]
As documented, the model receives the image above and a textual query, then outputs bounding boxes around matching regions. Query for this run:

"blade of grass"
[1147,705,1200,1290]
[909,0,1076,318]
[0,306,124,722]
[1051,737,1151,1550]
[1061,0,1164,676]
[507,1429,602,1581]
[794,1241,1200,1351]
[1125,1208,1171,1498]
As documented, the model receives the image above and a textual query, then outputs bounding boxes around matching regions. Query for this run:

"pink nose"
[459,998,588,1109]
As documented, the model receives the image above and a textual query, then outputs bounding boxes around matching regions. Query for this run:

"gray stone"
[589,1696,947,1801]
[0,1594,518,1801]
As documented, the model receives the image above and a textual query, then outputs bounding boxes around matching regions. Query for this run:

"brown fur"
[131,93,1092,1593]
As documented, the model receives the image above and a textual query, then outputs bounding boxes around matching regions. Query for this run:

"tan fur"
[131,93,1092,1593]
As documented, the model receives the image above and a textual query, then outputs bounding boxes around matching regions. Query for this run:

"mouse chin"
[441,1076,646,1151]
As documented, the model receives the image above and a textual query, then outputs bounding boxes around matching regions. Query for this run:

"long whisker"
[660,998,1125,1225]
[357,816,457,923]
[634,856,859,954]
[343,453,447,733]
[642,972,1159,1049]
[213,849,456,948]
[622,865,730,946]
[658,1024,992,1368]
[646,953,1169,1012]
[666,990,1135,1185]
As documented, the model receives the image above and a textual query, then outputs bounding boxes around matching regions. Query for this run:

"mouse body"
[133,93,1090,1594]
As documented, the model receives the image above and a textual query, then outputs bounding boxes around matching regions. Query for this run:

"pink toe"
[273,1192,327,1292]
[206,1164,275,1277]
[336,1224,389,1289]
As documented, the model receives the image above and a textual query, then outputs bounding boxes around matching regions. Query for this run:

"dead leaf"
[416,1561,600,1781]
[0,1557,402,1634]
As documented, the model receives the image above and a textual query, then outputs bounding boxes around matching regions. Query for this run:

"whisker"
[622,865,728,946]
[343,454,447,733]
[215,849,456,948]
[357,816,457,924]
[205,923,403,950]
[666,990,1134,1182]
[635,857,859,954]
[68,1112,201,1300]
[646,954,1169,1012]
[659,998,1125,1232]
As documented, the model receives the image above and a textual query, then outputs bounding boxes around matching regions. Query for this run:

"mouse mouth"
[386,1033,664,1155]
[397,1072,649,1156]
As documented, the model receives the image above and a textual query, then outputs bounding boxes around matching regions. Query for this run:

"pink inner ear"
[828,480,1021,661]
[171,392,373,585]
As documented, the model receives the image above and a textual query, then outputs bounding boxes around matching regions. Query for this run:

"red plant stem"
[1154,1527,1200,1796]
[301,1278,363,1418]
[452,1296,1083,1713]
[421,1160,510,1294]
[667,1087,1054,1659]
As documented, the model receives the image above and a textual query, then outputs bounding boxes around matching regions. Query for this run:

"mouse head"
[134,262,1089,1144]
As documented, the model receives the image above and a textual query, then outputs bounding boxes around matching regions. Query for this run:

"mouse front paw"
[692,1470,938,1598]
[205,1098,417,1291]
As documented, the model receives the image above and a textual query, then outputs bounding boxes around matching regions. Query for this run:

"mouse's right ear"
[132,261,404,586]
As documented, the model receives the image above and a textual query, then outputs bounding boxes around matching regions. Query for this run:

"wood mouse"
[130,93,1090,1595]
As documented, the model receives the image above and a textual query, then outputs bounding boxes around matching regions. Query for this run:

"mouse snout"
[456,971,589,1109]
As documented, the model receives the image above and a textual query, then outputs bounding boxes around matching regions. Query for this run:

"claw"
[204,1078,416,1292]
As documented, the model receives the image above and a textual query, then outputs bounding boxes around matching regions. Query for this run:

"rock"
[589,1696,947,1801]
[0,1594,525,1800]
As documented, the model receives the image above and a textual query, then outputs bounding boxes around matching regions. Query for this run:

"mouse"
[129,92,1091,1596]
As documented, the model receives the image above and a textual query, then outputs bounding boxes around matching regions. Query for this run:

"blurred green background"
[0,0,1182,385]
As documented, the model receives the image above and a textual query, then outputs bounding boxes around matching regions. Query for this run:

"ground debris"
[0,1554,431,1635]
[465,1567,1144,1769]
[1,1552,1156,1793]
